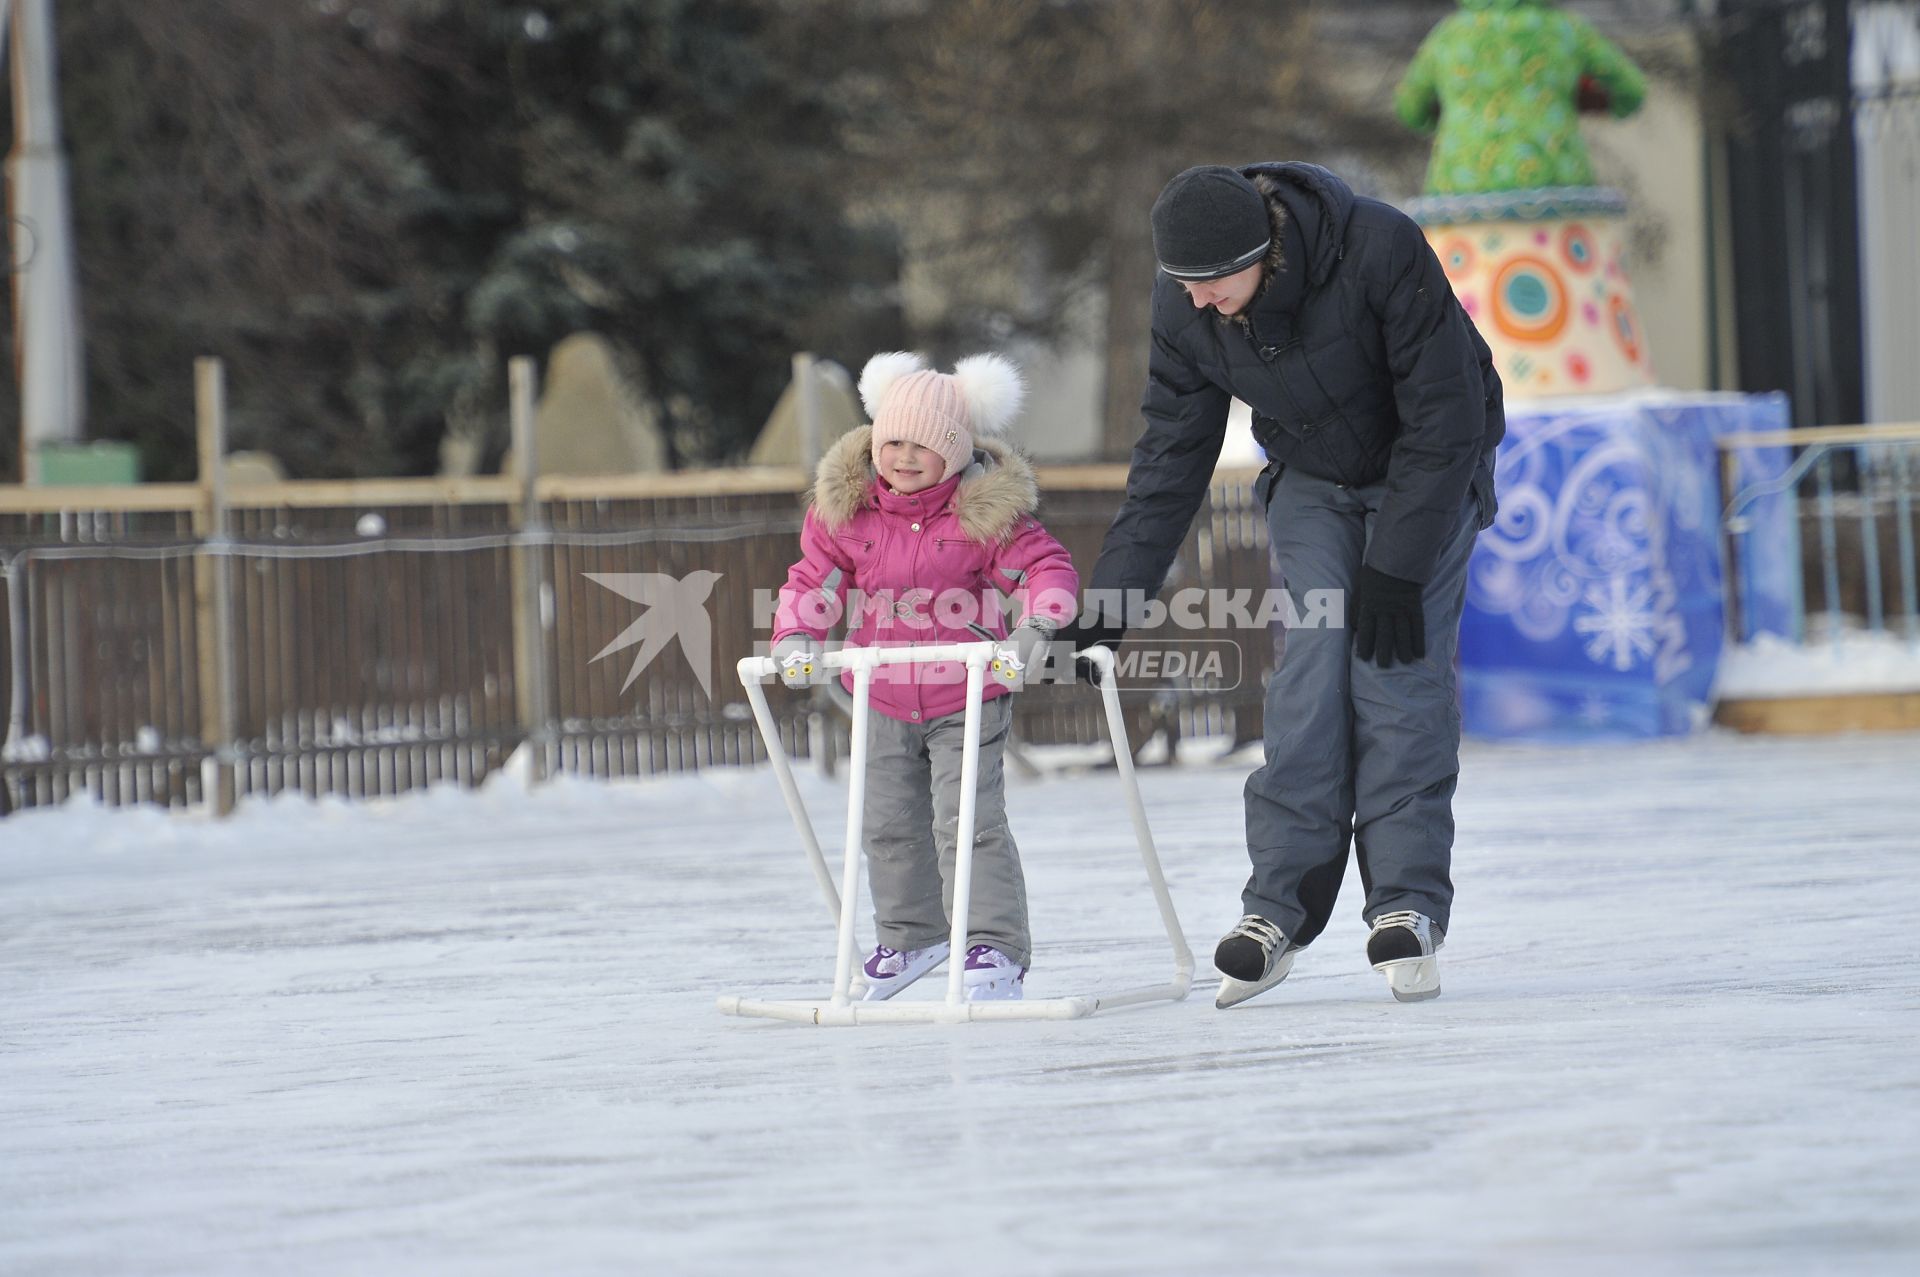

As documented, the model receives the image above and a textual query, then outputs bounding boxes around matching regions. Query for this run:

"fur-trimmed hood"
[809,425,1040,545]
[1245,163,1354,290]
[1230,175,1297,331]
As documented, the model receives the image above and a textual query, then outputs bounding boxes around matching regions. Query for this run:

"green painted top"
[1394,0,1647,196]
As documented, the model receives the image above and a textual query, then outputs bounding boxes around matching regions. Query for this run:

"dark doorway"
[1716,0,1866,429]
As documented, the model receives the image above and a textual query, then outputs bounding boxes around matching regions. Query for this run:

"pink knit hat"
[858,352,1025,479]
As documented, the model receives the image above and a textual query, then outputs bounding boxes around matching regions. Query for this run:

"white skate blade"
[962,972,1025,1002]
[1214,948,1297,1009]
[860,945,949,1002]
[1374,955,1440,1003]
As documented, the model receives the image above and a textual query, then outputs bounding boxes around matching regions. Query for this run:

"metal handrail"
[1716,424,1920,646]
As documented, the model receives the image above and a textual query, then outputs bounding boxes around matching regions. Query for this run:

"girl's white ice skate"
[859,943,949,1001]
[961,945,1026,1001]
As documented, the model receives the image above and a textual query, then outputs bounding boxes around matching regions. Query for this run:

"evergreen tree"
[29,0,897,478]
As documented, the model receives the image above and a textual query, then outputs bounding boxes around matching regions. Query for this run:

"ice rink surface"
[4,730,1918,1275]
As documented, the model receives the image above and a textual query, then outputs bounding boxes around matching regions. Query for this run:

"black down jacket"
[1090,161,1504,606]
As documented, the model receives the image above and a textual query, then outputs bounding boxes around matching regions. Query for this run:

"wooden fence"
[1,359,1275,814]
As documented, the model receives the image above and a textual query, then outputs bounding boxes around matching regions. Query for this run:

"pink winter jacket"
[773,427,1080,724]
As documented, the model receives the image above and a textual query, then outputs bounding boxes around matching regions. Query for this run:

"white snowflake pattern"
[1573,576,1661,671]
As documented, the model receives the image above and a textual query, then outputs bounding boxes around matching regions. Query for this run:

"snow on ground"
[1715,630,1920,697]
[3,730,1919,1276]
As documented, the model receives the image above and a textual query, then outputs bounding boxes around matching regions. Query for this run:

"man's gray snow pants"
[1243,465,1491,946]
[862,695,1029,966]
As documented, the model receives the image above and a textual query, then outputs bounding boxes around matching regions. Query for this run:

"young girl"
[771,352,1079,1001]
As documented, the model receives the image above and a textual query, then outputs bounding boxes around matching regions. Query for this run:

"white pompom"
[951,353,1025,436]
[857,351,928,420]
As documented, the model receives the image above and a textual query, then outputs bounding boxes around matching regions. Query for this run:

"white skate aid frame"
[718,642,1193,1025]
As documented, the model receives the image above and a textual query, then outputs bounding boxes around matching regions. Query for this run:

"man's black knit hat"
[1151,165,1271,282]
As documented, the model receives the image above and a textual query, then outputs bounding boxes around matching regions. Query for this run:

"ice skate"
[1213,914,1297,1009]
[962,944,1027,1002]
[860,942,949,1001]
[1367,910,1443,1002]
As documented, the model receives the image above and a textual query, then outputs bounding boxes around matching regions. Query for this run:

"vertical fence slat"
[1816,451,1843,642]
[1896,448,1918,642]
[508,356,554,785]
[192,358,238,816]
[1857,443,1885,633]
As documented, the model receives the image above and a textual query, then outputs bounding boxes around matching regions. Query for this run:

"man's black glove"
[1350,565,1426,668]
[1046,613,1127,684]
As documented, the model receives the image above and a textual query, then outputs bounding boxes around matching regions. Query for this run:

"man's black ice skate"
[1367,910,1443,1002]
[1213,914,1297,1009]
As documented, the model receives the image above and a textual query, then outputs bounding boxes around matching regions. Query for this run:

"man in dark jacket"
[1063,162,1503,1008]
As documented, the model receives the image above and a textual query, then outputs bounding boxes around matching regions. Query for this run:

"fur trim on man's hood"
[809,425,1040,545]
[1227,175,1295,331]
[1246,163,1354,288]
[1251,175,1293,283]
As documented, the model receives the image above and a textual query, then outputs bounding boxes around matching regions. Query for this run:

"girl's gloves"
[991,619,1060,689]
[773,623,1061,690]
[771,634,834,687]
